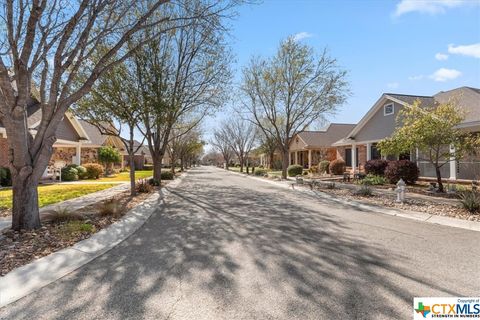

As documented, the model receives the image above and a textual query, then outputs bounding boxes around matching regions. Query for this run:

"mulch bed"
[0,189,155,276]
[314,186,480,222]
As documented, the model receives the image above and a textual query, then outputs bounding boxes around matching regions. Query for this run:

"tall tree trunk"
[268,151,275,170]
[12,174,41,230]
[153,156,163,183]
[128,151,136,196]
[180,157,184,171]
[240,157,244,173]
[281,149,289,179]
[435,166,444,192]
[128,127,136,196]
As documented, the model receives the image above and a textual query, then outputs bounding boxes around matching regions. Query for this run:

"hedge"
[287,165,303,177]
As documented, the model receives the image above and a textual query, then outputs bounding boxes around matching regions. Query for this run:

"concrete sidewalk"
[0,183,129,231]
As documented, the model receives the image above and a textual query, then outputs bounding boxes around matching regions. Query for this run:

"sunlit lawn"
[90,170,153,182]
[0,184,116,209]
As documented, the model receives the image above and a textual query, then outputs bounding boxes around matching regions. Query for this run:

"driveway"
[1,166,479,319]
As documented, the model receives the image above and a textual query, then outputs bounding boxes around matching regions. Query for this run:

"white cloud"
[429,68,462,82]
[408,75,424,81]
[435,53,449,61]
[292,32,314,42]
[387,82,400,89]
[394,0,478,17]
[448,43,480,58]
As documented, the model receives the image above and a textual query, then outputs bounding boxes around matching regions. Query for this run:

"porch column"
[366,143,372,161]
[308,150,312,169]
[449,144,457,181]
[351,144,357,173]
[288,152,291,165]
[295,151,298,165]
[75,143,81,165]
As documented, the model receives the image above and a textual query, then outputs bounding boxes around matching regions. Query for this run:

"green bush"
[287,165,303,177]
[354,184,373,197]
[148,178,160,186]
[318,160,330,174]
[61,166,78,181]
[254,168,267,176]
[384,160,419,184]
[459,191,480,213]
[98,146,121,164]
[161,171,174,180]
[0,166,12,186]
[83,163,105,179]
[360,174,386,186]
[76,165,88,179]
[329,159,346,175]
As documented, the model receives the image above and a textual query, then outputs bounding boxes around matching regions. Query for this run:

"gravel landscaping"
[0,188,155,276]
[315,186,480,222]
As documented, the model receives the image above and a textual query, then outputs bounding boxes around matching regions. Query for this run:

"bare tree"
[210,128,234,169]
[134,2,232,182]
[241,37,349,179]
[169,126,204,173]
[221,118,256,173]
[74,61,144,196]
[0,0,238,230]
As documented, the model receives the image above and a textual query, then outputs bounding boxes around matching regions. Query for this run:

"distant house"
[332,86,480,181]
[288,123,356,169]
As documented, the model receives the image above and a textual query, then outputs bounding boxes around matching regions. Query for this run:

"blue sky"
[205,0,480,134]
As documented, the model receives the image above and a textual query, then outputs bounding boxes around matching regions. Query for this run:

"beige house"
[289,123,356,169]
[332,86,480,181]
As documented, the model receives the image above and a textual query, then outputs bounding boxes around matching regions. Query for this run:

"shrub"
[136,179,153,193]
[254,168,267,176]
[308,166,318,174]
[98,199,122,217]
[0,167,12,186]
[43,207,83,223]
[287,164,303,177]
[360,174,386,186]
[384,160,419,184]
[61,166,78,181]
[76,165,88,179]
[329,159,346,175]
[354,184,373,197]
[161,171,174,180]
[318,160,330,174]
[148,178,160,186]
[98,146,121,165]
[364,159,388,176]
[459,191,480,213]
[83,163,105,179]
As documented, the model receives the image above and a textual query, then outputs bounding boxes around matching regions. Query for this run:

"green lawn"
[228,167,283,177]
[0,184,117,209]
[89,170,153,182]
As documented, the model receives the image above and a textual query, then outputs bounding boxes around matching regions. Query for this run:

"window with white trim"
[384,103,394,116]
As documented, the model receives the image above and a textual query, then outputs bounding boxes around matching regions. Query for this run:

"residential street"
[1,166,479,320]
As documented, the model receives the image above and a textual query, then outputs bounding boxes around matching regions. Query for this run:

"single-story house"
[332,86,480,181]
[288,123,356,169]
[0,100,152,176]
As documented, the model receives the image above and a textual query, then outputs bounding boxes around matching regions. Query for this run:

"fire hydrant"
[396,178,406,203]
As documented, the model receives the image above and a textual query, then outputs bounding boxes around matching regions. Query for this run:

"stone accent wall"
[81,147,99,164]
[49,147,76,166]
[0,137,9,167]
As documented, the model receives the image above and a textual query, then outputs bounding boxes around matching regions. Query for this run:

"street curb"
[0,172,188,308]
[224,168,480,233]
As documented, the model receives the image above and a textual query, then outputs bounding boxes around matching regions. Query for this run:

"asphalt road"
[1,166,479,319]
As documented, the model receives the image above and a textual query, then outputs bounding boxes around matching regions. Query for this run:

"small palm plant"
[459,191,480,213]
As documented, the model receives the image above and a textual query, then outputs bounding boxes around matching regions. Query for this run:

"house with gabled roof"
[332,86,480,181]
[288,123,356,169]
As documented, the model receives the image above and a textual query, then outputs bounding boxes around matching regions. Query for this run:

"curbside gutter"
[0,172,187,308]
[223,168,480,233]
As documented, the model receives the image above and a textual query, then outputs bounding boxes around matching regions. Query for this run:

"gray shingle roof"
[77,120,110,146]
[434,86,480,123]
[297,123,356,148]
[386,93,436,107]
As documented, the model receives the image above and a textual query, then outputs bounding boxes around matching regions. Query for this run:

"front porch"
[289,148,337,169]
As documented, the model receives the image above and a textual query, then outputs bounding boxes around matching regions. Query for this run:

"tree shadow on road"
[0,168,468,319]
